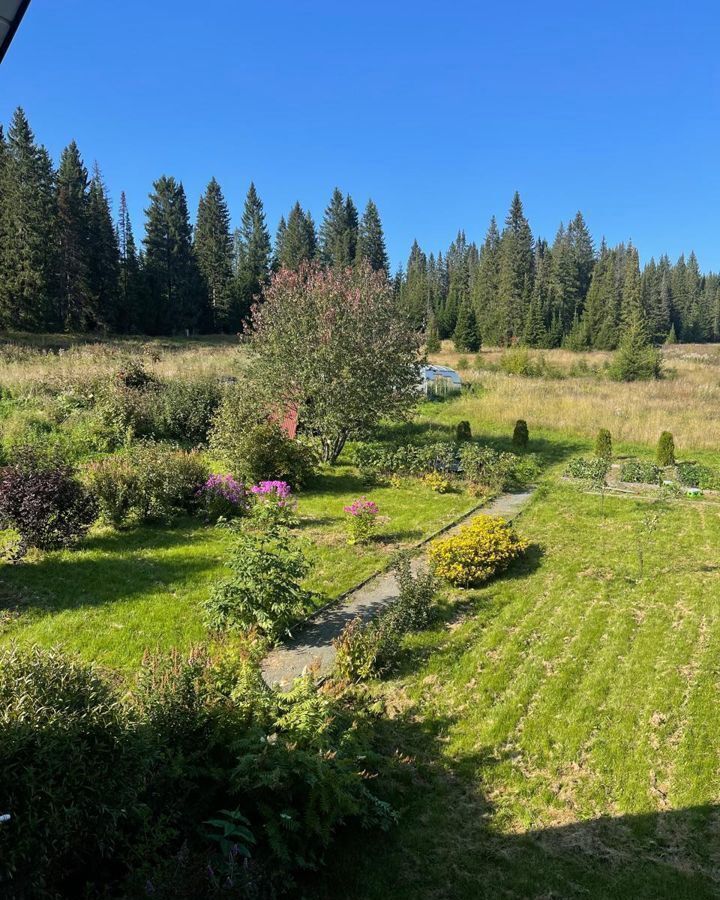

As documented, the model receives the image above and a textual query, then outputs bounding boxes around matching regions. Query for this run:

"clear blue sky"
[1,1,719,271]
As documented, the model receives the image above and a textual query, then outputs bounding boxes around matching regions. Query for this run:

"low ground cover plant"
[564,457,610,481]
[619,459,662,485]
[0,449,96,554]
[429,514,528,587]
[676,462,720,490]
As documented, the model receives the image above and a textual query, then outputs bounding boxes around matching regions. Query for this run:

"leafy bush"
[455,420,472,442]
[85,444,207,526]
[564,457,610,482]
[203,525,313,639]
[656,431,676,467]
[676,462,720,490]
[594,428,613,460]
[0,645,396,899]
[156,377,223,444]
[512,419,529,449]
[500,347,539,377]
[351,440,458,479]
[334,554,436,681]
[0,646,148,897]
[620,460,662,485]
[212,420,316,488]
[343,496,380,544]
[429,515,528,587]
[459,444,515,490]
[0,450,96,553]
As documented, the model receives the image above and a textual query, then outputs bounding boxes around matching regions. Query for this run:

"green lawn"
[316,479,720,899]
[0,464,478,672]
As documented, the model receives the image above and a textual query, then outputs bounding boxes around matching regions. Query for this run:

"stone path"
[261,489,534,689]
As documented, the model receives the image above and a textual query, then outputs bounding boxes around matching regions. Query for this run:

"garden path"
[261,489,534,689]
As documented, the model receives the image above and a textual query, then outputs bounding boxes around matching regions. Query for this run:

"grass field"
[317,481,720,899]
[0,465,478,672]
[4,334,720,897]
[430,342,720,454]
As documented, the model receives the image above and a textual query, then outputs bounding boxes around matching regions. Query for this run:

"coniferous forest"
[1,106,718,346]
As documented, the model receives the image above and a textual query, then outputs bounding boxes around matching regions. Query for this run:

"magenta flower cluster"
[197,474,246,505]
[343,497,379,517]
[250,480,293,507]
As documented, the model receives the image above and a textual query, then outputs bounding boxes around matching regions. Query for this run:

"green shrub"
[500,347,537,377]
[459,444,515,490]
[0,450,97,553]
[85,444,207,526]
[0,645,396,899]
[656,431,676,466]
[203,524,314,639]
[676,462,720,490]
[212,419,315,489]
[156,377,223,444]
[564,457,610,482]
[609,319,663,382]
[455,420,472,442]
[429,515,529,588]
[620,460,662,485]
[0,646,148,897]
[594,428,613,460]
[512,419,529,449]
[334,554,436,681]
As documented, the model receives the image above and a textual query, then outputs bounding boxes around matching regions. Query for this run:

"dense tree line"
[0,108,388,334]
[2,107,717,345]
[398,191,720,349]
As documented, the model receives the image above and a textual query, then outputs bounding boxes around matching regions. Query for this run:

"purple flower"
[197,474,247,506]
[250,480,293,507]
[343,497,379,517]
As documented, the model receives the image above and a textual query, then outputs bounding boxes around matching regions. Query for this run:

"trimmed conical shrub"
[656,431,676,467]
[512,419,529,450]
[594,428,612,460]
[456,420,472,442]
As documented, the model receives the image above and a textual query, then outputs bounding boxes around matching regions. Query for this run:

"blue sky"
[1,1,719,271]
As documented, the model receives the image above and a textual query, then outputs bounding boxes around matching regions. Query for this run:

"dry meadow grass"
[0,333,247,395]
[431,342,720,451]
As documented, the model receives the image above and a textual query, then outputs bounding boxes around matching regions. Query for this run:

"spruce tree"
[453,299,481,352]
[0,108,58,330]
[473,217,501,344]
[277,202,317,270]
[234,182,271,323]
[319,188,357,267]
[357,199,389,272]
[117,191,141,333]
[194,177,233,331]
[56,141,90,330]
[143,175,203,334]
[86,164,120,330]
[609,311,662,381]
[497,192,534,344]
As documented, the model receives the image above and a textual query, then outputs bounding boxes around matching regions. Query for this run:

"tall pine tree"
[194,177,233,331]
[234,182,271,324]
[357,199,389,272]
[143,175,203,334]
[86,164,120,330]
[56,141,90,330]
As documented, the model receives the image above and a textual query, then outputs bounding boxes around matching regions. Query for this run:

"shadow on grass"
[1,521,223,615]
[308,636,720,900]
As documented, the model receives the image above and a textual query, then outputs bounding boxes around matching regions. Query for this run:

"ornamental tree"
[248,262,421,463]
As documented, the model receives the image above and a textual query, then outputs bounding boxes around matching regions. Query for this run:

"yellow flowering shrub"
[422,471,453,493]
[428,515,528,587]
